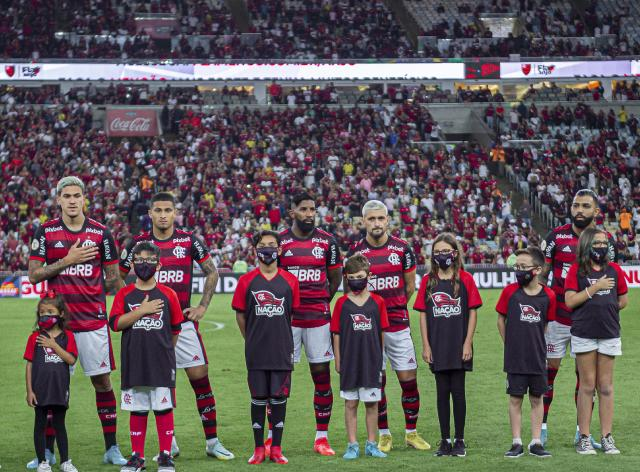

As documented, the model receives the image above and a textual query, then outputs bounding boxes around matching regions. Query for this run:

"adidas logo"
[55,241,64,248]
[408,358,416,364]
[324,351,332,357]
[252,423,263,429]
[161,397,168,404]
[370,392,376,397]
[193,355,201,361]
[562,246,572,253]
[100,361,108,368]
[284,250,293,257]
[275,421,284,428]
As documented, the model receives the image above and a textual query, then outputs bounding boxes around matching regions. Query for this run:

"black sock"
[251,398,268,448]
[450,370,467,440]
[50,407,69,463]
[269,397,287,448]
[435,372,452,440]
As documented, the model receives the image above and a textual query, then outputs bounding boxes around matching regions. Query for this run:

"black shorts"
[248,370,292,398]
[506,373,546,397]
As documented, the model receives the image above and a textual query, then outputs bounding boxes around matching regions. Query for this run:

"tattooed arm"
[104,263,124,293]
[184,257,219,321]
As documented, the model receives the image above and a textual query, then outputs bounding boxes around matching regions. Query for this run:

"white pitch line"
[200,320,225,332]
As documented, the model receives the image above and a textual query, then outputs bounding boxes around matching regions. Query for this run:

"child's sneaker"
[36,461,51,472]
[504,443,524,458]
[575,434,596,455]
[60,460,79,472]
[343,442,360,460]
[120,453,146,472]
[451,439,466,457]
[27,449,56,469]
[528,443,552,458]
[365,441,387,458]
[434,440,452,457]
[157,451,175,472]
[601,434,620,455]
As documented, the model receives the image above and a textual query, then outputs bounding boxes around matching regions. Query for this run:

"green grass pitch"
[1,289,638,471]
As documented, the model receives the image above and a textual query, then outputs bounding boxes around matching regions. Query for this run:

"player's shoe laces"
[504,443,524,458]
[377,434,392,453]
[36,461,51,472]
[205,438,235,460]
[573,430,601,449]
[104,445,128,465]
[434,440,452,457]
[27,449,56,469]
[601,434,620,454]
[120,453,146,472]
[264,438,272,458]
[269,446,288,464]
[365,441,387,458]
[451,439,466,457]
[405,431,431,450]
[576,434,596,455]
[528,443,552,458]
[343,442,360,460]
[247,446,266,465]
[314,437,336,456]
[59,460,78,472]
[153,437,180,461]
[157,451,175,472]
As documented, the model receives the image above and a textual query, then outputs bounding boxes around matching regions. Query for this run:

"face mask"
[297,219,315,234]
[38,315,60,331]
[572,215,594,229]
[515,270,535,286]
[590,246,608,264]
[347,278,368,294]
[433,253,455,269]
[134,262,157,281]
[257,247,278,265]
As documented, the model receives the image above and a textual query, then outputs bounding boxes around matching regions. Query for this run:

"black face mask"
[433,253,455,269]
[347,278,368,294]
[134,262,157,281]
[38,315,61,331]
[515,270,535,286]
[572,215,594,229]
[590,246,608,264]
[257,247,278,265]
[297,219,315,234]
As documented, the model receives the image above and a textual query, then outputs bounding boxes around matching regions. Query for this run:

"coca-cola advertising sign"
[106,109,160,137]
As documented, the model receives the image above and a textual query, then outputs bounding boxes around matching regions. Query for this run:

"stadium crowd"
[0,97,538,273]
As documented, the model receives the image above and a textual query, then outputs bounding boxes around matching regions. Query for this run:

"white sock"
[446,438,452,444]
[405,428,416,434]
[541,423,547,430]
[379,429,391,436]
[529,439,541,447]
[267,430,273,440]
[315,431,328,440]
[513,437,522,446]
[206,438,219,447]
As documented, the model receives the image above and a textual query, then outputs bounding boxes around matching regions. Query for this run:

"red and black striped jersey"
[347,236,416,332]
[542,224,615,325]
[29,218,118,332]
[119,229,211,316]
[278,228,342,328]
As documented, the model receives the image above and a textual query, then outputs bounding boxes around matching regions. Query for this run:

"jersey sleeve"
[166,288,184,334]
[191,234,211,264]
[564,263,579,292]
[65,331,78,358]
[109,288,127,331]
[376,296,390,330]
[462,271,483,309]
[291,275,301,310]
[101,227,118,265]
[541,230,556,263]
[118,238,136,274]
[327,237,342,270]
[23,332,38,361]
[496,284,517,316]
[612,263,628,296]
[29,225,47,262]
[402,244,417,272]
[545,288,557,322]
[231,274,249,312]
[330,296,345,334]
[413,275,429,312]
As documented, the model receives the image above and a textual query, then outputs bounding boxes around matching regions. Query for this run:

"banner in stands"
[135,18,178,40]
[17,265,640,298]
[500,61,631,79]
[0,62,466,81]
[0,275,21,298]
[106,108,160,137]
[630,60,640,76]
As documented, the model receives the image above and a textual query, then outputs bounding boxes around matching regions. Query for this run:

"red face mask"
[38,315,60,331]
